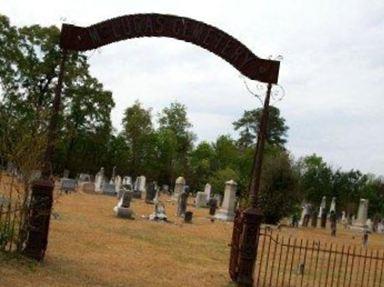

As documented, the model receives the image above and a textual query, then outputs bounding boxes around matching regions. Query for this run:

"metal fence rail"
[0,174,29,253]
[254,228,384,287]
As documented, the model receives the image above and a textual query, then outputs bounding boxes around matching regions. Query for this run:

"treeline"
[0,15,383,223]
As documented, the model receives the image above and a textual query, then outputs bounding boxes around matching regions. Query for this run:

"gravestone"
[341,211,348,228]
[111,166,116,181]
[317,196,327,228]
[114,191,134,219]
[81,182,95,193]
[204,183,212,199]
[330,211,337,236]
[352,198,369,230]
[114,175,122,194]
[214,180,237,221]
[208,198,218,216]
[161,184,170,195]
[61,178,77,193]
[184,211,193,223]
[299,203,311,227]
[329,197,336,217]
[95,167,105,193]
[146,181,158,204]
[177,189,189,217]
[214,194,222,206]
[366,219,373,232]
[173,176,185,202]
[377,221,384,233]
[78,173,91,183]
[149,201,167,221]
[122,176,132,186]
[195,191,208,208]
[102,182,116,196]
[132,177,141,198]
[138,175,146,199]
[63,169,70,178]
[311,212,318,228]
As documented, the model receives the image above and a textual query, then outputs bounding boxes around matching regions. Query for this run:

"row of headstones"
[61,167,240,222]
[173,176,239,221]
[300,197,384,233]
[113,176,239,223]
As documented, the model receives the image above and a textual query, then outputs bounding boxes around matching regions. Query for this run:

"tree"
[296,154,333,206]
[209,167,239,196]
[0,15,115,177]
[158,102,195,184]
[121,101,154,176]
[233,106,288,148]
[189,141,215,190]
[211,135,239,171]
[258,150,299,224]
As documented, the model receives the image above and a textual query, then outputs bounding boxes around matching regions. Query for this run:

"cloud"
[1,0,383,175]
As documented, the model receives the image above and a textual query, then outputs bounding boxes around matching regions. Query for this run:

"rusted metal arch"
[60,13,279,84]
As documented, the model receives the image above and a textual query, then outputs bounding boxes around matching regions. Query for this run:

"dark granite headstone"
[320,208,327,228]
[61,178,77,193]
[121,191,132,208]
[146,182,157,203]
[184,211,193,223]
[311,212,318,228]
[208,198,218,216]
[177,191,188,217]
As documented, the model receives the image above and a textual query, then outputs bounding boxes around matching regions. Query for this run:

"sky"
[1,0,383,176]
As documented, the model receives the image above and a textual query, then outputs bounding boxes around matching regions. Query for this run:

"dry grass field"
[1,186,384,287]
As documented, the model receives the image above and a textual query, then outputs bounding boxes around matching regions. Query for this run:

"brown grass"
[0,187,384,287]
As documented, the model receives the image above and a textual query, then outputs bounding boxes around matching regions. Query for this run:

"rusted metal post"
[236,83,272,286]
[23,49,68,261]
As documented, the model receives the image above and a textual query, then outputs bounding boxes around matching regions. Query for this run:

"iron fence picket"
[254,228,384,287]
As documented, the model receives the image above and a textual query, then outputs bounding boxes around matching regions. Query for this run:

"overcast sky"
[1,1,383,176]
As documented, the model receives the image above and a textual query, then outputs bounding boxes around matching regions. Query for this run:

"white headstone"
[115,175,122,194]
[123,176,132,186]
[204,183,211,199]
[353,198,369,228]
[214,180,237,221]
[329,197,336,215]
[95,167,105,193]
[299,203,311,226]
[366,219,373,232]
[377,222,384,233]
[318,196,326,218]
[195,192,207,208]
[138,175,146,199]
[173,176,185,201]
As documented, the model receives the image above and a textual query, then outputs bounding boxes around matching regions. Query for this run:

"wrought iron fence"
[0,173,29,253]
[254,228,384,287]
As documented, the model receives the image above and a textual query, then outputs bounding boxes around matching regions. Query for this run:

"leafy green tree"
[233,106,288,148]
[158,102,195,184]
[212,135,239,171]
[331,169,368,214]
[296,154,333,206]
[0,15,114,177]
[121,101,153,176]
[259,151,299,224]
[209,167,239,196]
[189,141,215,190]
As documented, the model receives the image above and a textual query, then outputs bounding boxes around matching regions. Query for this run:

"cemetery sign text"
[60,14,279,83]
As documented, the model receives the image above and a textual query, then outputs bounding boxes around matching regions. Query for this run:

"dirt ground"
[1,189,384,287]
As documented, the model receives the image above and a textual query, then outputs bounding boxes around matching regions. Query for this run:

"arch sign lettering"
[60,13,280,83]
